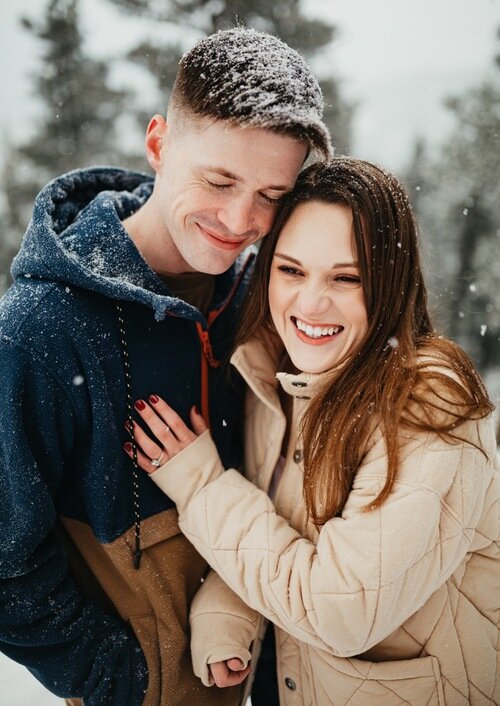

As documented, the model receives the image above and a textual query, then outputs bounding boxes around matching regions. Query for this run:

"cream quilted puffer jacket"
[151,335,500,706]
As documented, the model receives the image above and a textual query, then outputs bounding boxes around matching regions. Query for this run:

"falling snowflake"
[463,208,469,216]
[72,375,84,386]
[222,419,227,427]
[388,336,399,349]
[469,283,477,293]
[480,325,487,337]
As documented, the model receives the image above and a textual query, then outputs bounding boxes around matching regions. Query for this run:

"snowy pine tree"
[19,0,130,172]
[0,0,131,290]
[404,33,500,373]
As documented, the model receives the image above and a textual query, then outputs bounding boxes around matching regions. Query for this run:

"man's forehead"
[166,116,307,188]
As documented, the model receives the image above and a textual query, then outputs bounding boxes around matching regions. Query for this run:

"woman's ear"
[145,114,168,173]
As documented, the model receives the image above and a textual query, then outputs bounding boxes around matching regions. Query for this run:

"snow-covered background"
[0,0,499,701]
[0,651,61,704]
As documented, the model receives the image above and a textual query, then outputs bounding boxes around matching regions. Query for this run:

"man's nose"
[218,194,256,237]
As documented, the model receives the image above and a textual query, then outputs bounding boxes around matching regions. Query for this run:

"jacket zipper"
[195,252,255,428]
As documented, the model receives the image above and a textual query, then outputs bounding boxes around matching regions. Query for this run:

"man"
[0,27,331,706]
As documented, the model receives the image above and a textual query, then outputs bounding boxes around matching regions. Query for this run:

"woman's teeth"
[295,318,341,338]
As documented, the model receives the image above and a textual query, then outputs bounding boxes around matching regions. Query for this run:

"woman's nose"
[297,283,331,318]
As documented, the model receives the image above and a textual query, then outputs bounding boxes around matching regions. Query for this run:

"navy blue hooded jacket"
[0,168,252,705]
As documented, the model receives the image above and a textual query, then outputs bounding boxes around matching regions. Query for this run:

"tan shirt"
[162,271,215,315]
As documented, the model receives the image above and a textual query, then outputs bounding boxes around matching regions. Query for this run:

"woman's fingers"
[126,420,165,460]
[134,398,180,447]
[190,405,208,435]
[123,441,161,474]
[226,658,245,671]
[208,660,251,688]
[145,395,197,443]
[123,395,204,471]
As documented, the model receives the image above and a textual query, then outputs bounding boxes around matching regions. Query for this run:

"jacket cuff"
[191,611,253,686]
[150,430,224,511]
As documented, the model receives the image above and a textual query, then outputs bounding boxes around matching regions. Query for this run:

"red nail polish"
[124,442,133,452]
[149,394,159,404]
[193,405,200,415]
[134,399,146,411]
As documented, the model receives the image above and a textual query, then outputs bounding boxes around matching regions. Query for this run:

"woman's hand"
[123,394,207,474]
[208,658,251,687]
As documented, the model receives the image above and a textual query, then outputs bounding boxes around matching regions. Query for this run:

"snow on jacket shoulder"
[151,335,500,706]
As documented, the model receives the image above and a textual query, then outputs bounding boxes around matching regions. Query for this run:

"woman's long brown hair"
[235,158,494,525]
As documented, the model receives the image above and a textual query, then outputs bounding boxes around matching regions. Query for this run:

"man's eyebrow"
[274,253,359,268]
[203,166,292,192]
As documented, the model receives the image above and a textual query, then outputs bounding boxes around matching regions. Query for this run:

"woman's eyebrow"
[274,252,358,268]
[274,252,302,265]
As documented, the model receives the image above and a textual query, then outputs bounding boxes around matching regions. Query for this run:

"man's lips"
[197,224,246,251]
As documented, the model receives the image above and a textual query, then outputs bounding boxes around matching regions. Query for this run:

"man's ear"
[145,114,168,172]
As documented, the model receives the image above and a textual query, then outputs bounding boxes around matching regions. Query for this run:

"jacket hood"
[12,167,247,322]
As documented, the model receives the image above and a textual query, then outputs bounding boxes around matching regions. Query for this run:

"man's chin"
[202,257,240,275]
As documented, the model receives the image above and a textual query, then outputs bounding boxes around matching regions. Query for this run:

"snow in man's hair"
[171,27,333,160]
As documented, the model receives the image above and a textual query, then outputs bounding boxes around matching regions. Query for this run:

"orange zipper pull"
[196,324,221,368]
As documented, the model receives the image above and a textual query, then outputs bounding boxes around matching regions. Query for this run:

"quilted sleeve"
[151,421,495,657]
[190,569,259,686]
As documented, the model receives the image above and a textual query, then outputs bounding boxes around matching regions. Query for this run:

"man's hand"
[208,658,251,687]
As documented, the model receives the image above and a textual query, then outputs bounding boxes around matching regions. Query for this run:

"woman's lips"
[292,316,344,345]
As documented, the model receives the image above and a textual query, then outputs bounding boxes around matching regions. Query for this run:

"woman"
[125,158,499,705]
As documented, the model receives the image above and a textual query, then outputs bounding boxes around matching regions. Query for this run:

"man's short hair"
[170,27,332,161]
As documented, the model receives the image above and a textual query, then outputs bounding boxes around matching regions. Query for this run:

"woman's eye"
[334,275,361,285]
[277,265,302,276]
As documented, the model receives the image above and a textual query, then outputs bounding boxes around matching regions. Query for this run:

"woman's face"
[268,201,368,374]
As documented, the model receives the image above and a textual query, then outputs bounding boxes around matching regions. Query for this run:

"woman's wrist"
[150,429,224,508]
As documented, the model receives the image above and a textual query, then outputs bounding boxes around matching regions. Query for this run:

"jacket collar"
[230,330,282,413]
[275,371,323,399]
[230,329,330,408]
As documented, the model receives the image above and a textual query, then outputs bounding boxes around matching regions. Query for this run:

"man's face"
[146,115,308,275]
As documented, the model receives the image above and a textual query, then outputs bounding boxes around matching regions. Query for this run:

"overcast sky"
[0,0,499,173]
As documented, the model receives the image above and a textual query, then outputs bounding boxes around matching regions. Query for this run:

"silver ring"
[150,451,165,468]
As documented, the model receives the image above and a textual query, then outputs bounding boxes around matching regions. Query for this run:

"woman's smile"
[291,316,344,344]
